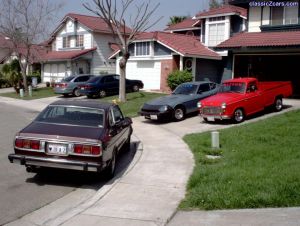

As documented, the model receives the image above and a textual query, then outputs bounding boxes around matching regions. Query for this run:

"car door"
[103,75,119,94]
[244,82,264,115]
[111,106,128,151]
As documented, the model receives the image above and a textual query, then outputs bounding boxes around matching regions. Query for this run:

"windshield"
[173,83,198,95]
[219,82,246,94]
[35,105,104,127]
[61,76,75,82]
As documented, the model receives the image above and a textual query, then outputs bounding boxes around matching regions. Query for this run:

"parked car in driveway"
[54,74,94,97]
[8,100,133,179]
[78,74,144,98]
[198,77,293,123]
[139,81,219,121]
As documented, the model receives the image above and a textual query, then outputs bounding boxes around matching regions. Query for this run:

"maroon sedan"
[8,100,132,179]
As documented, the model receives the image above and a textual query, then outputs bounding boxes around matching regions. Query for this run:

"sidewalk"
[1,96,300,226]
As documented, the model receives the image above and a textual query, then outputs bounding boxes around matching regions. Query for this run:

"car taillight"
[15,138,40,150]
[73,144,101,156]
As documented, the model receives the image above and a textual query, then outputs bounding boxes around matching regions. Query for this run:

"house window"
[135,42,150,56]
[208,23,225,46]
[208,16,225,22]
[63,36,70,48]
[271,4,299,25]
[76,35,84,47]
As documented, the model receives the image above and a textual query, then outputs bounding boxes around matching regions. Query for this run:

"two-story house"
[41,13,130,82]
[217,0,300,96]
[111,5,247,91]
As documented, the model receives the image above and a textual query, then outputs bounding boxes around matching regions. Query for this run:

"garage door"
[125,60,161,90]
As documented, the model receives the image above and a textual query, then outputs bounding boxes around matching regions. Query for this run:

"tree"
[168,16,187,26]
[0,0,63,93]
[1,59,22,92]
[83,0,162,103]
[209,0,222,9]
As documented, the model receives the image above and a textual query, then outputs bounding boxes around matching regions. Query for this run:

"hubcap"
[234,109,243,122]
[74,89,80,97]
[99,90,106,98]
[175,108,184,120]
[133,85,139,92]
[276,99,282,110]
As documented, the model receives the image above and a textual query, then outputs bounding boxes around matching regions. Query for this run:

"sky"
[49,0,211,32]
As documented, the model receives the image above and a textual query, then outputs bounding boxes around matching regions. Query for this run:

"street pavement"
[0,93,300,226]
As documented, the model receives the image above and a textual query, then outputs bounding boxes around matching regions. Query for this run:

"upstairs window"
[76,35,84,47]
[271,4,299,25]
[62,36,70,48]
[208,23,225,46]
[135,42,150,56]
[208,16,225,22]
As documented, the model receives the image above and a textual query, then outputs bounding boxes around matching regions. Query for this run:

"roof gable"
[196,5,247,19]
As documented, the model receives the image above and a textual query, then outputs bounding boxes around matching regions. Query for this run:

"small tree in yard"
[167,70,193,91]
[83,0,162,103]
[1,59,22,92]
[0,0,63,94]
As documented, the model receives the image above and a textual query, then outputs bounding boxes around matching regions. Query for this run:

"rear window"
[61,76,75,82]
[35,106,104,128]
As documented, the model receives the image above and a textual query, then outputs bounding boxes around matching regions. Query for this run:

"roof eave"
[196,12,246,20]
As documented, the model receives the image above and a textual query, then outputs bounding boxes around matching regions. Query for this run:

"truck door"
[244,82,264,115]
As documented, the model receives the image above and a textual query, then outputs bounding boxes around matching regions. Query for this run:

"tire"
[73,88,81,97]
[174,107,185,121]
[132,85,139,92]
[233,108,244,123]
[104,150,117,179]
[99,90,106,98]
[203,117,208,122]
[274,97,283,112]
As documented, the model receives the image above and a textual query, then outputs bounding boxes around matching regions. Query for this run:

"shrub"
[167,70,193,91]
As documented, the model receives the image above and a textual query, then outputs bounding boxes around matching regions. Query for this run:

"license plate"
[47,143,67,155]
[150,115,158,120]
[81,87,85,90]
[207,116,215,122]
[56,85,59,88]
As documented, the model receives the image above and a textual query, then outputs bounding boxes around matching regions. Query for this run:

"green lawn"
[101,91,166,117]
[180,110,300,210]
[0,87,58,100]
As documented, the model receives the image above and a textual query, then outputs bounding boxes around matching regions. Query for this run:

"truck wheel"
[274,98,283,112]
[104,150,116,180]
[174,107,185,121]
[233,108,244,123]
[132,85,139,92]
[99,90,106,98]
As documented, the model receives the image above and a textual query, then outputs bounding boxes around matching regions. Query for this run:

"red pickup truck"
[198,77,292,123]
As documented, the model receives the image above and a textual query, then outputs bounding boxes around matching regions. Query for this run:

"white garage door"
[126,60,161,90]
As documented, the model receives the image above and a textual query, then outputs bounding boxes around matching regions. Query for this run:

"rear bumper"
[8,154,102,172]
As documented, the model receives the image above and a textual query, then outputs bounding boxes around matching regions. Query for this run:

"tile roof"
[165,18,201,31]
[41,48,97,61]
[217,31,300,48]
[196,5,247,18]
[65,13,132,34]
[135,32,221,59]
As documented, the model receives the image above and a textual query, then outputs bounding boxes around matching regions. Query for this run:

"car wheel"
[104,150,117,179]
[274,97,283,112]
[233,108,244,123]
[99,90,106,98]
[132,85,139,92]
[174,107,185,121]
[203,117,208,122]
[73,88,81,97]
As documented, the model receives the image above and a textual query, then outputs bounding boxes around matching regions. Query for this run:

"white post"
[19,89,24,98]
[28,85,32,97]
[211,131,220,149]
[179,56,183,70]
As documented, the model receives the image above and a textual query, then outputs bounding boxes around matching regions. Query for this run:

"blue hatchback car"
[78,74,144,98]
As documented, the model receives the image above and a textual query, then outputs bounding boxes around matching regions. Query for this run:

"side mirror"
[122,117,132,127]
